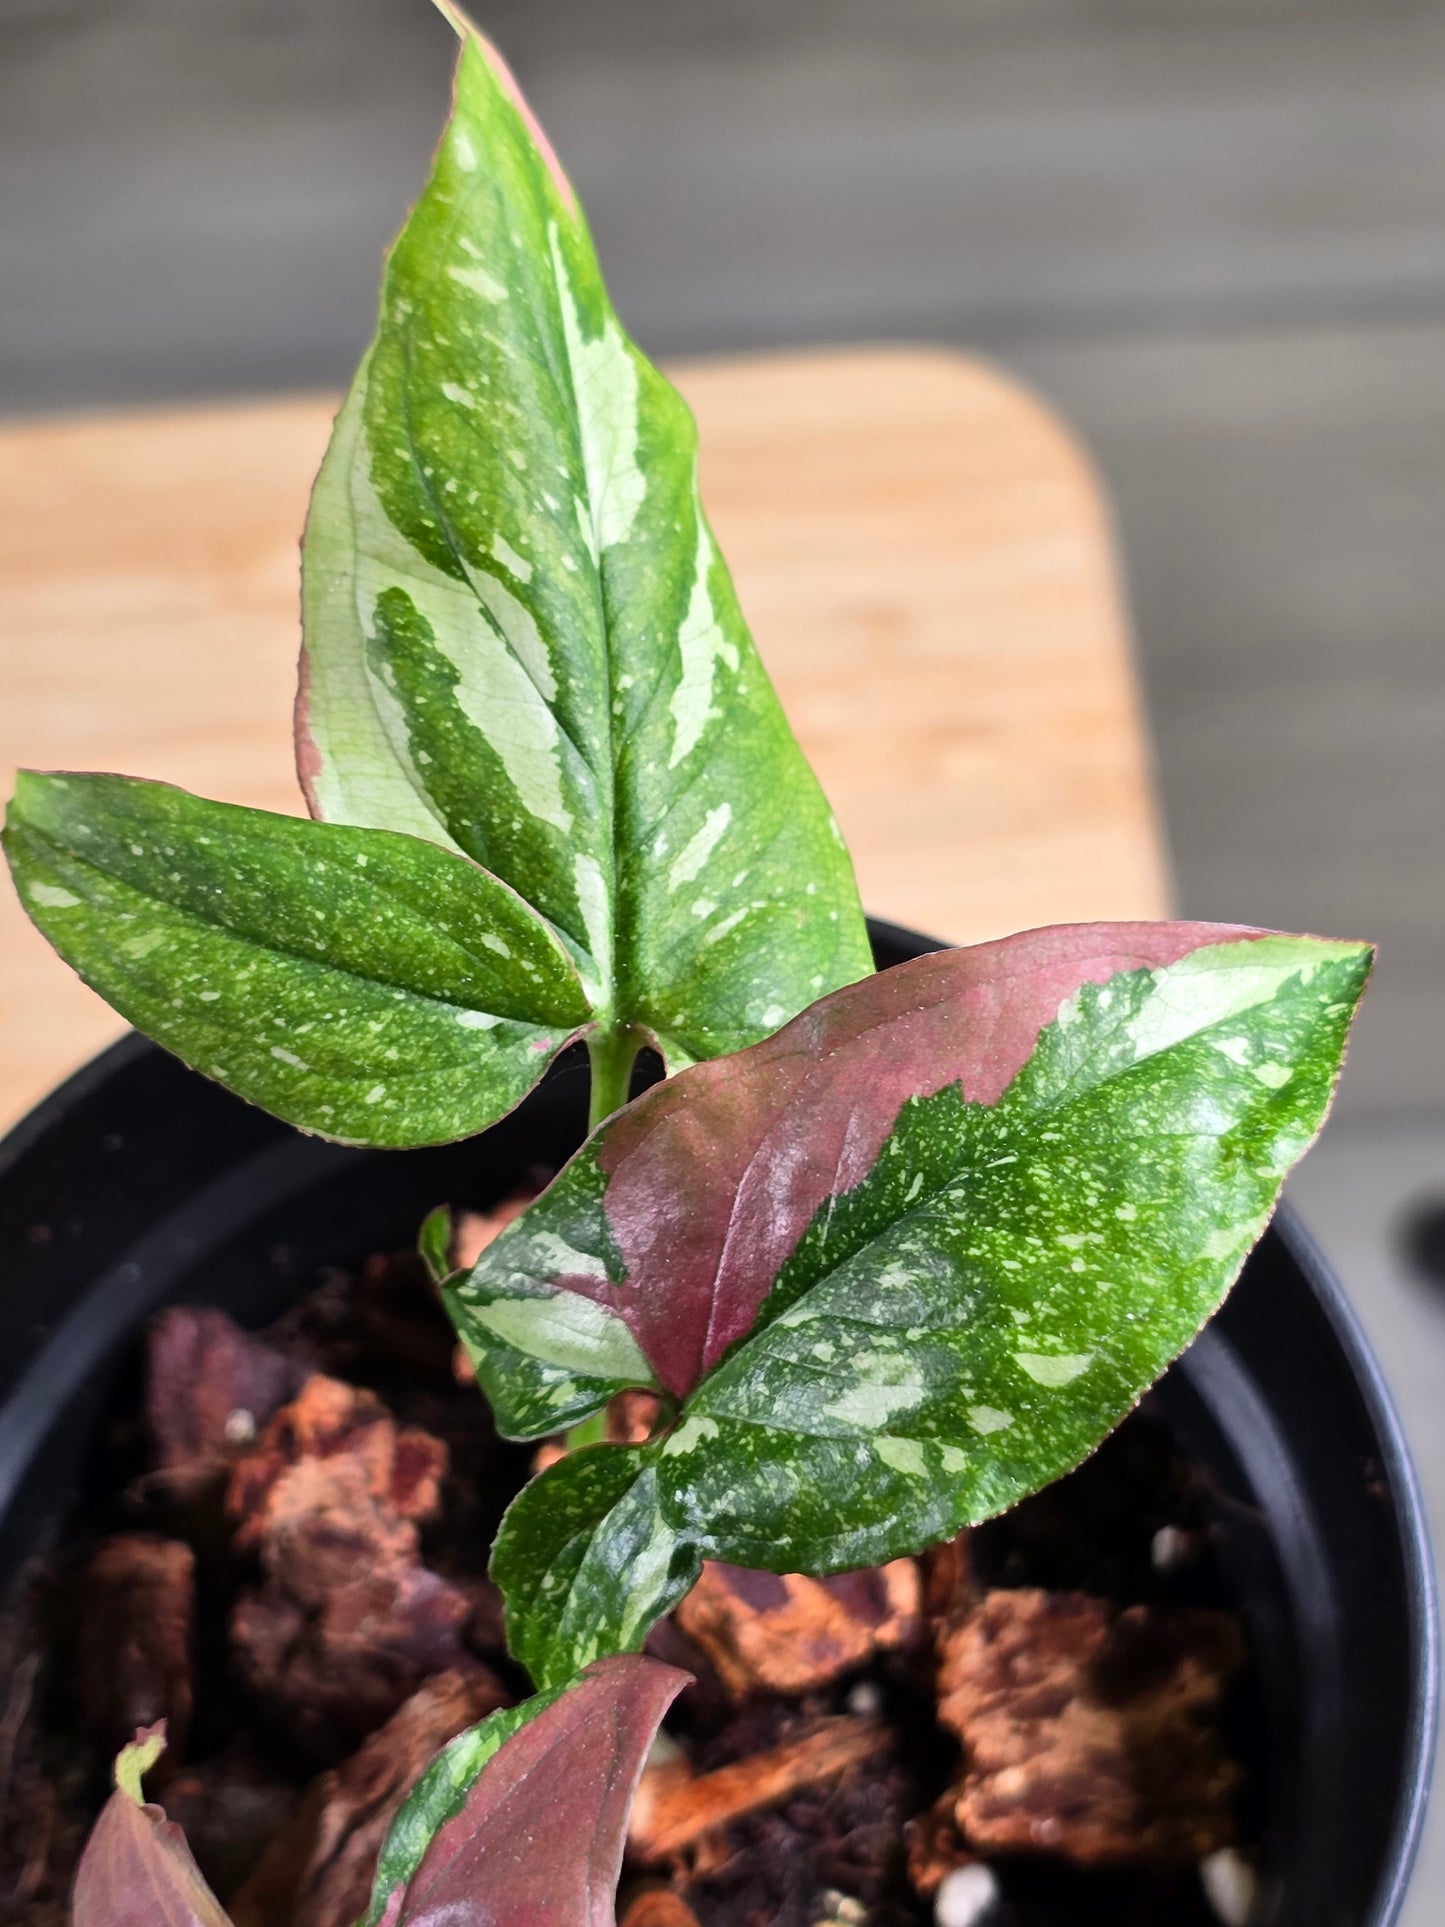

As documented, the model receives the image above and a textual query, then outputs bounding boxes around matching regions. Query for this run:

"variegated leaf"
[73,1724,234,1927]
[4,772,586,1146]
[470,923,1371,1674]
[299,11,871,1090]
[364,1656,687,1926]
[490,1444,699,1690]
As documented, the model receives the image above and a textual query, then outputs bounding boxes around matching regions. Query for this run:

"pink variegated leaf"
[363,1657,687,1926]
[472,923,1371,1688]
[72,1724,233,1927]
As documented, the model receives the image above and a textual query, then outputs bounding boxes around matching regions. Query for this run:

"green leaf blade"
[665,935,1372,1569]
[299,19,871,1066]
[476,923,1369,1677]
[443,1147,655,1439]
[4,772,586,1147]
[491,1444,699,1691]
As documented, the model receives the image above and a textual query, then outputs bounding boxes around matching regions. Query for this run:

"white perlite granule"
[1200,1846,1257,1925]
[934,1862,999,1927]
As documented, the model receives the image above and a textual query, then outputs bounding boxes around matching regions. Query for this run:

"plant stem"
[587,1026,643,1132]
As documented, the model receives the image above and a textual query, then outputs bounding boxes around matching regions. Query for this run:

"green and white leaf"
[480,932,1370,1674]
[299,16,871,1078]
[490,1445,699,1691]
[444,1156,655,1437]
[4,772,586,1146]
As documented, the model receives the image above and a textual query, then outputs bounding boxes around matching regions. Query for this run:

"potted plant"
[0,9,1434,1926]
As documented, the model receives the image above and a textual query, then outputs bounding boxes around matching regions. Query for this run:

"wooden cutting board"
[0,346,1169,1132]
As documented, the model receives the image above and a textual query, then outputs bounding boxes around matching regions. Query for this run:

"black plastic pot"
[0,920,1435,1925]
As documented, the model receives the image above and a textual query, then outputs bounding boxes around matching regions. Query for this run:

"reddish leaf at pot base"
[570,922,1262,1397]
[384,1655,687,1927]
[72,1723,234,1927]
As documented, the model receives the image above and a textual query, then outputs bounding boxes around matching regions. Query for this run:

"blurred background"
[2,0,1444,1904]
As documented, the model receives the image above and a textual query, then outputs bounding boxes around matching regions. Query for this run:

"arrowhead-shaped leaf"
[4,772,586,1146]
[468,922,1371,1671]
[363,1656,687,1926]
[299,11,871,1070]
[73,1724,234,1927]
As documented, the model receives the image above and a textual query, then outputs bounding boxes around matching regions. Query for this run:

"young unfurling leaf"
[363,1656,687,1926]
[470,922,1371,1678]
[299,11,871,1084]
[72,1723,233,1927]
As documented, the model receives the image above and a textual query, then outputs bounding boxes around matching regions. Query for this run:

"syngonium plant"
[7,10,1371,1923]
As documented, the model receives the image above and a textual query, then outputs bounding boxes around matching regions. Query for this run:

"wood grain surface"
[0,346,1168,1132]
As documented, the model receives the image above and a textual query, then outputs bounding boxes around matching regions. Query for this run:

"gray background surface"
[3,0,1443,1912]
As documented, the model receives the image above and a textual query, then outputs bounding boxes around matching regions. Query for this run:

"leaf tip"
[439,2,578,214]
[114,1721,167,1805]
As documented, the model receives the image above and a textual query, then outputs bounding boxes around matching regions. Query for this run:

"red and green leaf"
[72,1724,233,1927]
[73,1670,687,1927]
[462,922,1372,1684]
[363,1656,687,1926]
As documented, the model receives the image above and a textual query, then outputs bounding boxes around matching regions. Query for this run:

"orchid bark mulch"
[0,1202,1258,1927]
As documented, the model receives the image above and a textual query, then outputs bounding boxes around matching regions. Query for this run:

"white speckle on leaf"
[1213,1036,1251,1065]
[446,262,505,301]
[668,524,739,768]
[663,1416,720,1457]
[550,225,646,551]
[691,897,717,919]
[440,380,479,411]
[822,1355,926,1427]
[704,907,749,946]
[1115,1202,1138,1221]
[456,1009,501,1030]
[479,932,512,959]
[27,883,80,909]
[491,534,534,583]
[270,1047,310,1071]
[451,127,478,172]
[1015,1352,1093,1387]
[1253,1061,1293,1088]
[364,1084,386,1103]
[968,1405,1014,1435]
[668,804,732,890]
[1202,1224,1247,1261]
[760,1004,786,1028]
[876,1436,928,1477]
[573,854,612,1000]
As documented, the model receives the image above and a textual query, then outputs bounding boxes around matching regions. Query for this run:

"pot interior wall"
[0,922,1433,1926]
